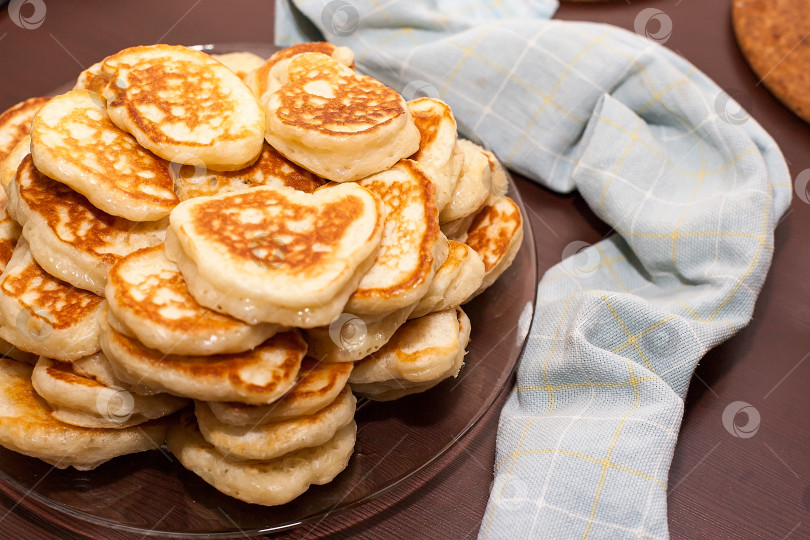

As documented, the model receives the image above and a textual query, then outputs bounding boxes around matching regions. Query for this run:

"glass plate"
[0,43,538,537]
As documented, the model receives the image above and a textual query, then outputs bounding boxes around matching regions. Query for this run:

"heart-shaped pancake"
[166,183,384,327]
[8,156,166,295]
[101,45,265,171]
[264,52,419,182]
[31,89,178,221]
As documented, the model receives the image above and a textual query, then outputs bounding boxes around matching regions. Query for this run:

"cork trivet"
[732,0,810,123]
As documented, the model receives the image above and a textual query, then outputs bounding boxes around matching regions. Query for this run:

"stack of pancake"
[0,42,523,506]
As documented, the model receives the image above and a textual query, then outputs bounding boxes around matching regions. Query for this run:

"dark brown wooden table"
[0,1,807,538]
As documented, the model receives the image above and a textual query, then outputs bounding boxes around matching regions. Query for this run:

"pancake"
[101,45,265,171]
[440,139,493,224]
[244,42,354,100]
[0,136,29,197]
[73,61,111,94]
[0,97,48,166]
[65,350,160,396]
[8,156,166,295]
[410,241,485,319]
[167,411,355,506]
[263,52,420,182]
[464,196,524,298]
[407,98,458,211]
[100,316,305,404]
[173,142,324,202]
[345,160,445,316]
[0,357,169,470]
[304,302,416,363]
[31,356,187,429]
[106,245,283,355]
[0,239,103,361]
[207,358,351,426]
[165,183,384,327]
[211,51,266,78]
[195,386,355,461]
[0,203,30,363]
[483,148,509,203]
[30,89,178,221]
[350,307,471,401]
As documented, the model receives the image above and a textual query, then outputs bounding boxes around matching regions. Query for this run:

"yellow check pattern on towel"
[276,1,792,537]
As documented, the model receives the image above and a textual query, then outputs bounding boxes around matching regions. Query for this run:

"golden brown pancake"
[410,240,485,319]
[407,98,458,211]
[30,89,178,221]
[0,97,48,165]
[0,357,170,470]
[346,159,445,316]
[244,42,355,99]
[0,203,20,274]
[211,51,266,79]
[73,61,112,94]
[173,142,324,201]
[106,245,283,355]
[31,356,187,429]
[8,156,166,295]
[195,386,356,461]
[101,45,265,171]
[440,139,493,224]
[464,196,524,297]
[100,315,306,404]
[166,183,385,327]
[264,52,420,182]
[350,307,471,401]
[0,238,103,361]
[167,410,355,506]
[0,136,29,200]
[206,357,352,425]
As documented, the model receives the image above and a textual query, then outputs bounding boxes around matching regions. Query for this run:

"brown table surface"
[0,1,808,538]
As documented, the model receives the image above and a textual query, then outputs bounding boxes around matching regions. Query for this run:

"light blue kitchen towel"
[275,1,792,538]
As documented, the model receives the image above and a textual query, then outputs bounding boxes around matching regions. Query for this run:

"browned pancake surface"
[0,97,48,164]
